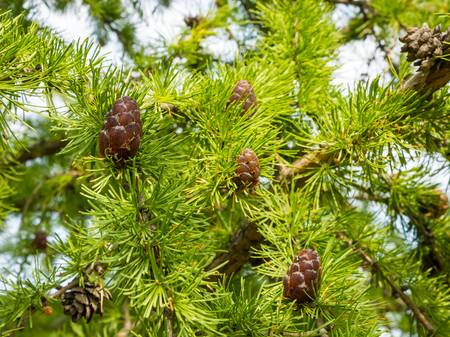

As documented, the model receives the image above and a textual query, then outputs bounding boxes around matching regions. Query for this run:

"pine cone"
[99,96,142,162]
[184,15,203,28]
[418,190,449,219]
[62,280,112,323]
[32,230,47,251]
[283,249,321,303]
[235,148,260,188]
[227,80,257,114]
[400,24,450,71]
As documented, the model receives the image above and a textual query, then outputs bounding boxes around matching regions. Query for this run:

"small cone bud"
[227,80,257,115]
[32,230,48,251]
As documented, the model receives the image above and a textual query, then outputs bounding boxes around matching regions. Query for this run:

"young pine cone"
[99,96,142,162]
[283,249,321,303]
[235,148,260,188]
[418,190,449,219]
[61,280,112,323]
[227,80,257,114]
[400,24,450,71]
[32,230,47,251]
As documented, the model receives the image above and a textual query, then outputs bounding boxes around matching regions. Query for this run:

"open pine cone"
[400,24,450,72]
[99,96,142,162]
[61,280,112,323]
[283,249,321,303]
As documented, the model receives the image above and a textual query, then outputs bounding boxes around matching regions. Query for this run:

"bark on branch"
[337,231,437,334]
[207,221,263,278]
[15,139,68,163]
[278,150,333,180]
[401,61,450,95]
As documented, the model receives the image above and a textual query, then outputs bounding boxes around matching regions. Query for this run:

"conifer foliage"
[0,1,449,337]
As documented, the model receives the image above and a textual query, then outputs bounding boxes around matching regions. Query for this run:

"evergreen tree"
[0,1,449,336]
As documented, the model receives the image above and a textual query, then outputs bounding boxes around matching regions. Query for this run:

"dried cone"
[283,249,321,303]
[99,96,142,162]
[61,280,112,323]
[227,80,257,114]
[235,148,260,188]
[419,190,449,219]
[32,230,47,251]
[399,24,450,71]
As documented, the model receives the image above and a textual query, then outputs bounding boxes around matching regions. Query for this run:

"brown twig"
[337,231,437,334]
[51,279,79,299]
[278,150,333,180]
[401,61,450,95]
[206,221,263,279]
[326,0,367,7]
[15,139,68,163]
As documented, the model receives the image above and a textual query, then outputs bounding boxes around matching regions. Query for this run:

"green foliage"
[0,1,449,337]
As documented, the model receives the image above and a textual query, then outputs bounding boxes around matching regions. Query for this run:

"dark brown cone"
[227,80,257,115]
[184,15,203,28]
[418,190,449,219]
[99,96,142,162]
[283,249,321,303]
[234,148,260,188]
[61,280,112,323]
[399,24,450,71]
[32,230,47,251]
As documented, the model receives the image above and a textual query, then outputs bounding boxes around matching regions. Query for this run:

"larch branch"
[207,221,263,278]
[15,139,68,163]
[337,231,437,334]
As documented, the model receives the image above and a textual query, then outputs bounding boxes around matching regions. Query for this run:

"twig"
[15,139,68,163]
[278,150,333,180]
[353,184,447,277]
[337,232,437,334]
[116,301,134,337]
[51,279,79,299]
[206,221,263,279]
[165,303,176,337]
[326,0,367,7]
[401,61,450,95]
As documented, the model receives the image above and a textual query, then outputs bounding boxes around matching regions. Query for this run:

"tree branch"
[401,61,450,95]
[116,301,133,337]
[278,150,333,180]
[207,221,263,278]
[15,139,68,163]
[336,231,437,334]
[326,0,367,7]
[51,279,79,299]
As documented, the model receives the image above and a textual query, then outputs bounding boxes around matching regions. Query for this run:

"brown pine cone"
[61,280,112,323]
[99,96,142,162]
[32,230,48,251]
[227,80,257,114]
[418,190,449,219]
[400,24,450,71]
[184,15,203,28]
[235,148,260,188]
[283,249,321,303]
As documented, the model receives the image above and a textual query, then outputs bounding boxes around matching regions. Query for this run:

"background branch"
[15,139,68,163]
[337,231,437,334]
